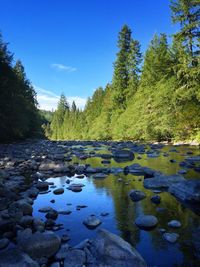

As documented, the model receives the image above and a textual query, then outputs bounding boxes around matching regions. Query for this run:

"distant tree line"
[0,35,41,142]
[47,0,200,142]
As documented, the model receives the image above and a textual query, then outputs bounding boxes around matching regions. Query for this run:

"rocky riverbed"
[0,139,200,266]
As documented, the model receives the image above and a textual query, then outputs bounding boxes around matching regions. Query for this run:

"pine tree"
[170,0,200,61]
[112,25,132,109]
[50,94,69,139]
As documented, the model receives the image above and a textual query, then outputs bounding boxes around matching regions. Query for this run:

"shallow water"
[33,144,200,267]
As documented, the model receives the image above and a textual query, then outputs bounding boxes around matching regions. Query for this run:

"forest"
[0,0,200,143]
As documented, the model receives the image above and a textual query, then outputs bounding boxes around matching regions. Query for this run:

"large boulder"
[17,230,61,259]
[144,174,185,190]
[88,229,146,267]
[0,248,39,267]
[63,249,86,267]
[169,180,200,214]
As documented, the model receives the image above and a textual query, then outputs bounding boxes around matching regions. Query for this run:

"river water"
[33,144,200,267]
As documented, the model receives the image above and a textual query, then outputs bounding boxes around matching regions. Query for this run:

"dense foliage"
[47,0,200,142]
[0,34,41,142]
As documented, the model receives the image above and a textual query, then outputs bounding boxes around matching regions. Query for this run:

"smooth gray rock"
[168,220,181,228]
[53,188,64,195]
[163,232,179,243]
[89,229,147,267]
[144,174,185,189]
[18,231,61,259]
[64,249,86,267]
[129,190,146,202]
[83,215,101,229]
[0,248,39,267]
[135,215,158,230]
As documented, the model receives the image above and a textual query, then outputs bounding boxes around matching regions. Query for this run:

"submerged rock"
[144,174,185,190]
[83,215,102,229]
[135,215,158,230]
[64,249,86,267]
[163,232,179,243]
[168,220,181,228]
[169,180,200,214]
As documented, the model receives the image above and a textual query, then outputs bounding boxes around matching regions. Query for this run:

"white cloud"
[34,85,86,111]
[51,63,77,72]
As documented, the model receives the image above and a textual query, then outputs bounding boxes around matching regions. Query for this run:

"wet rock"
[168,220,181,228]
[135,215,158,230]
[93,173,107,179]
[45,209,58,220]
[169,180,200,214]
[17,199,33,215]
[0,238,9,249]
[19,215,34,227]
[163,232,179,243]
[53,188,64,195]
[113,150,134,162]
[101,212,109,216]
[55,244,70,260]
[151,195,161,204]
[58,210,71,215]
[129,190,146,202]
[61,234,70,243]
[0,248,39,267]
[39,206,53,213]
[63,249,86,267]
[36,182,49,191]
[83,215,102,229]
[89,229,147,267]
[67,183,84,192]
[144,174,185,190]
[18,231,61,259]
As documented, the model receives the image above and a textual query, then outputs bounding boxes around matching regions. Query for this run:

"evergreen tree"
[0,34,40,142]
[112,25,132,109]
[50,94,69,139]
[170,0,200,61]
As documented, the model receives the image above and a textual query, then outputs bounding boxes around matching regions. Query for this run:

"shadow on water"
[33,144,200,267]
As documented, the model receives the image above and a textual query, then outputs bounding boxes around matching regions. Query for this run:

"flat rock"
[89,229,147,267]
[169,180,200,214]
[144,174,185,189]
[0,248,39,267]
[83,215,101,229]
[163,232,179,243]
[63,249,86,267]
[167,220,181,228]
[135,215,158,230]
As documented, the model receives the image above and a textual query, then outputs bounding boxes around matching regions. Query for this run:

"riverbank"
[0,139,200,266]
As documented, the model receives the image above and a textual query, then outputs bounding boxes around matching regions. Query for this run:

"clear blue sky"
[0,0,177,110]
